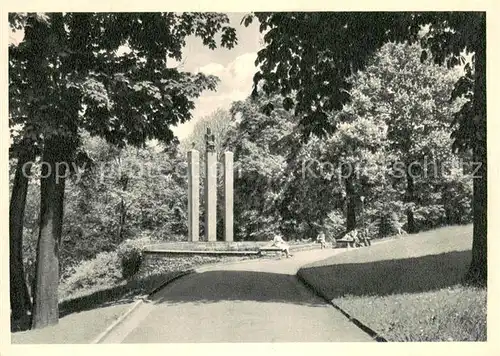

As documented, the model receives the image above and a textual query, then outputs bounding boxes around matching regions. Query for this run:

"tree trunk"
[467,145,487,286]
[466,15,487,286]
[118,198,125,241]
[117,176,128,242]
[445,207,452,225]
[345,175,356,231]
[10,148,35,323]
[307,221,316,239]
[27,218,40,298]
[405,170,417,233]
[31,140,68,329]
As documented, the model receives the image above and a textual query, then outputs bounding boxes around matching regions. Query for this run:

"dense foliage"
[225,42,472,241]
[15,41,472,290]
[244,12,485,285]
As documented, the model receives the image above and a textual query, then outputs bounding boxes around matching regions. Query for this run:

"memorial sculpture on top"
[205,127,216,152]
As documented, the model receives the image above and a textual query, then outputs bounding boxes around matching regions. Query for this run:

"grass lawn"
[11,303,131,344]
[297,224,487,341]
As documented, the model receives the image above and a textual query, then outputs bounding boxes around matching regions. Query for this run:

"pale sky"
[9,13,263,141]
[172,13,263,140]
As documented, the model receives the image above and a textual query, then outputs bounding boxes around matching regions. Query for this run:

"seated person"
[345,229,360,247]
[271,234,292,258]
[358,228,372,246]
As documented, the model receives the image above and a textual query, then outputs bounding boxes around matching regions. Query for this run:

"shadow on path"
[151,270,327,307]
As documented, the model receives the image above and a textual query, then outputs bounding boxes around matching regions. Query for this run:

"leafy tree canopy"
[244,12,484,149]
[9,12,238,156]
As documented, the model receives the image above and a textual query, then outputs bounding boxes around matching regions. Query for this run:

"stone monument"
[187,128,234,242]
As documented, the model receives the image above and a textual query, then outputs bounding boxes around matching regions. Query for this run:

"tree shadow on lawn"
[297,250,472,299]
[58,286,136,318]
[58,271,183,318]
[11,271,186,332]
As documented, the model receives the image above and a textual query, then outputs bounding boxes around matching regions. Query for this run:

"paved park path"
[101,249,373,343]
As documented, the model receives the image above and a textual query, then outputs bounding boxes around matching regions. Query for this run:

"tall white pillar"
[223,151,234,242]
[187,150,199,242]
[205,150,217,241]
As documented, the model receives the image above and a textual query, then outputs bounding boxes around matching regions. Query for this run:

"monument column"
[223,151,234,242]
[187,149,199,242]
[204,129,217,241]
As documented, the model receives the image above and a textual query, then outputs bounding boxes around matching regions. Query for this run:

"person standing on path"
[317,230,327,249]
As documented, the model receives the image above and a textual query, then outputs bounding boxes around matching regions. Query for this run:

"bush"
[322,211,346,240]
[59,251,121,299]
[414,204,447,231]
[116,239,148,279]
[377,211,403,237]
[116,235,159,278]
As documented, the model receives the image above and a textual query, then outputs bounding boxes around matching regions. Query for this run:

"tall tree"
[345,42,463,232]
[8,13,49,323]
[322,112,391,233]
[225,94,298,240]
[9,12,237,328]
[245,12,486,286]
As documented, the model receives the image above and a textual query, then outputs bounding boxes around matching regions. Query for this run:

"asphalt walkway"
[101,249,372,343]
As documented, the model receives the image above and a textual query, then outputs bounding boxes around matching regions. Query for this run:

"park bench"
[335,234,372,249]
[258,246,288,256]
[258,242,322,256]
[335,237,356,249]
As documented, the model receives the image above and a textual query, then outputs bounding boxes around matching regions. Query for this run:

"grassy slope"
[298,225,487,341]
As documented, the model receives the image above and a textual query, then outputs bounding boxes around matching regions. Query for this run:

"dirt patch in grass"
[297,225,486,341]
